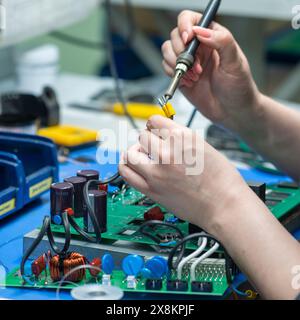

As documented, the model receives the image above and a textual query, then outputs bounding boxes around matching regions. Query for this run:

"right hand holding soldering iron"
[162,10,262,129]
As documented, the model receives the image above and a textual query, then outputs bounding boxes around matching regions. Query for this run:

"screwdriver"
[158,0,222,109]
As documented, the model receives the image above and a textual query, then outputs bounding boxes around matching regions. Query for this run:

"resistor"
[31,254,47,277]
[89,258,101,277]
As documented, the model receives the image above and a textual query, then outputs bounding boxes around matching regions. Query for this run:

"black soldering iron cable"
[51,0,136,51]
[104,0,140,131]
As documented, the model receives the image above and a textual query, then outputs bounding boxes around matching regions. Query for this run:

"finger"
[139,130,164,162]
[192,26,240,68]
[118,163,149,194]
[178,10,202,44]
[180,77,194,88]
[161,40,177,69]
[147,115,184,132]
[125,144,153,180]
[162,60,174,77]
[170,27,186,56]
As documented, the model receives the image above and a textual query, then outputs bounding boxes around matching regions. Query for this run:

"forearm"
[225,93,300,182]
[208,184,300,300]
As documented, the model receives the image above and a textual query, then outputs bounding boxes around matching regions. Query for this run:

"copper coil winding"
[49,252,86,282]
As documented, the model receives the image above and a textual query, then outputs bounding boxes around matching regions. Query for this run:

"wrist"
[201,178,256,241]
[222,90,266,137]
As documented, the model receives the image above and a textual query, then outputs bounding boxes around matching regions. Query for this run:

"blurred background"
[0,0,300,136]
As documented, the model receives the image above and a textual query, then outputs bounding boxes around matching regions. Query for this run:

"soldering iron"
[158,0,222,109]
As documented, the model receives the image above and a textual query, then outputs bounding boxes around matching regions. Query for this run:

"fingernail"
[182,31,189,44]
[193,27,212,38]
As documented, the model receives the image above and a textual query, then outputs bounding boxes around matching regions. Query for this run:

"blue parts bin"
[0,132,58,219]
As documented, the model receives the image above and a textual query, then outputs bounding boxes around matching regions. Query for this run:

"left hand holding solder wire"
[119,115,253,236]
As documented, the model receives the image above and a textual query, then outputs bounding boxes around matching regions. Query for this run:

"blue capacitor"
[53,214,62,225]
[122,255,144,276]
[141,268,152,279]
[144,258,166,279]
[152,256,168,271]
[102,254,114,275]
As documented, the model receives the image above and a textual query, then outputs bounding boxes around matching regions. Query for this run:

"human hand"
[161,10,261,129]
[119,115,252,235]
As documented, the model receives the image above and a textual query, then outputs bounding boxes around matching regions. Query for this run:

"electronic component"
[50,182,74,225]
[64,176,87,218]
[102,254,115,275]
[248,182,266,202]
[267,191,290,200]
[126,275,137,289]
[167,280,188,292]
[142,256,168,279]
[144,206,164,221]
[102,274,112,286]
[84,190,107,233]
[122,255,144,276]
[157,232,180,244]
[90,258,101,277]
[31,254,47,277]
[191,281,213,293]
[77,169,99,182]
[145,279,163,291]
[49,252,86,282]
[277,182,299,189]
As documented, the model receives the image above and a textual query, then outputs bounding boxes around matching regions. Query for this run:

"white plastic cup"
[16,44,60,95]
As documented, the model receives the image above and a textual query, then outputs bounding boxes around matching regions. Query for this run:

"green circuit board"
[4,259,228,297]
[3,182,300,297]
[49,183,300,246]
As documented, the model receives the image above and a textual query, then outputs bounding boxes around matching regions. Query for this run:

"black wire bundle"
[20,211,71,283]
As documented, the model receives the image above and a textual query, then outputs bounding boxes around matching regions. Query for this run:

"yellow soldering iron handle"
[113,102,176,120]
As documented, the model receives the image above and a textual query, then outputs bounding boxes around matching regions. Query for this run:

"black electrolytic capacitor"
[77,170,99,181]
[84,190,107,234]
[50,182,74,225]
[64,176,87,218]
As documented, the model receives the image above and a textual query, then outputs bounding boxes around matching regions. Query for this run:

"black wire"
[167,232,233,285]
[186,108,197,128]
[50,0,136,52]
[138,220,184,244]
[20,211,71,282]
[138,220,186,264]
[104,0,139,131]
[78,172,121,243]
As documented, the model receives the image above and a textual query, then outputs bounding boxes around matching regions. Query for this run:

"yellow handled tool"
[113,102,176,120]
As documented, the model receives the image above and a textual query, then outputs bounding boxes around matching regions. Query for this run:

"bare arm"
[225,94,300,183]
[119,116,300,300]
[210,182,300,300]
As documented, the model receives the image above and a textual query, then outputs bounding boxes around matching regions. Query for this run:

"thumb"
[193,26,240,68]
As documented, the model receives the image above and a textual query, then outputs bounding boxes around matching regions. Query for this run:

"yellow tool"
[112,102,176,120]
[38,125,98,148]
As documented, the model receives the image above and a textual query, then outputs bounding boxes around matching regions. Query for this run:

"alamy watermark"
[96,121,205,176]
[292,265,300,291]
[292,5,300,30]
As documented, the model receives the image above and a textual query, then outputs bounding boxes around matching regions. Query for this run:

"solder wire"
[190,242,220,281]
[177,237,207,280]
